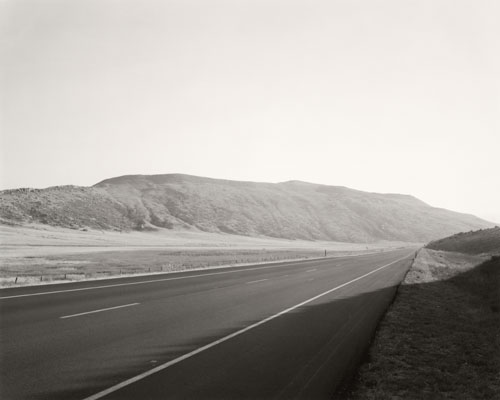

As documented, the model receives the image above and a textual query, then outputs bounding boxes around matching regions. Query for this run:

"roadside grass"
[0,248,324,287]
[343,249,500,400]
[0,247,393,287]
[0,249,320,287]
[426,226,500,255]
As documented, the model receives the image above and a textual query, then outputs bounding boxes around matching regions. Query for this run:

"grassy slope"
[0,174,493,243]
[94,175,492,242]
[0,186,132,230]
[426,226,500,255]
[344,248,500,399]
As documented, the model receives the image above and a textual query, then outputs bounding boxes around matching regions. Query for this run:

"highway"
[0,248,415,399]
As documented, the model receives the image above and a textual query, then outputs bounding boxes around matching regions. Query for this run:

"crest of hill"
[1,174,493,243]
[426,226,500,255]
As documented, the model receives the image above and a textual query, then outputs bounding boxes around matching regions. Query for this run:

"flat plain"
[0,224,411,287]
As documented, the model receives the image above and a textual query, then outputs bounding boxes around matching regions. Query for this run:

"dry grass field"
[0,224,410,287]
[0,248,327,287]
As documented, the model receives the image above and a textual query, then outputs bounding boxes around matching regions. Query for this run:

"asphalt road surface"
[0,248,416,400]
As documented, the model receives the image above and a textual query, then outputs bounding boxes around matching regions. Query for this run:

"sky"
[1,0,499,223]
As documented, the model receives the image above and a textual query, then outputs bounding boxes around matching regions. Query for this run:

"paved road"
[0,249,416,400]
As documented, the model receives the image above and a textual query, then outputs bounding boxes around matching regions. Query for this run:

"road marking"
[246,278,269,285]
[0,264,310,299]
[306,269,317,272]
[60,303,139,319]
[82,252,413,400]
[0,260,328,300]
[0,250,408,300]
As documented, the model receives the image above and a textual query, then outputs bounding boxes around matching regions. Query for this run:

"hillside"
[426,226,500,255]
[0,174,493,243]
[0,186,131,231]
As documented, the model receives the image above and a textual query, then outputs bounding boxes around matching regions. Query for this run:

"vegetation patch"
[426,226,500,255]
[0,248,344,287]
[343,249,500,399]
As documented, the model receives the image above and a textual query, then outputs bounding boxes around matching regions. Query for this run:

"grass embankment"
[426,226,500,255]
[344,248,500,399]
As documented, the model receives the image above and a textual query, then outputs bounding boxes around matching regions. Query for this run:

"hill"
[426,226,500,255]
[0,174,493,243]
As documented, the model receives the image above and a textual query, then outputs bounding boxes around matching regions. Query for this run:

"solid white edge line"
[245,279,269,284]
[60,303,140,319]
[81,252,413,400]
[0,250,405,300]
[306,269,317,272]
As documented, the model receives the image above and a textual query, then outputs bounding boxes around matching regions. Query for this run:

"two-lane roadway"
[0,248,416,399]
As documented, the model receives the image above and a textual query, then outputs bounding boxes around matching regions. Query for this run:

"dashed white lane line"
[246,279,269,285]
[81,252,413,400]
[60,303,139,319]
[306,269,317,272]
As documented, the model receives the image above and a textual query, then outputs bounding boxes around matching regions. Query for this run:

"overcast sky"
[1,0,499,223]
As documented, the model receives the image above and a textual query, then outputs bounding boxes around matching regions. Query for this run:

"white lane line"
[246,279,269,285]
[0,250,411,300]
[60,303,139,319]
[82,252,413,400]
[306,269,317,272]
